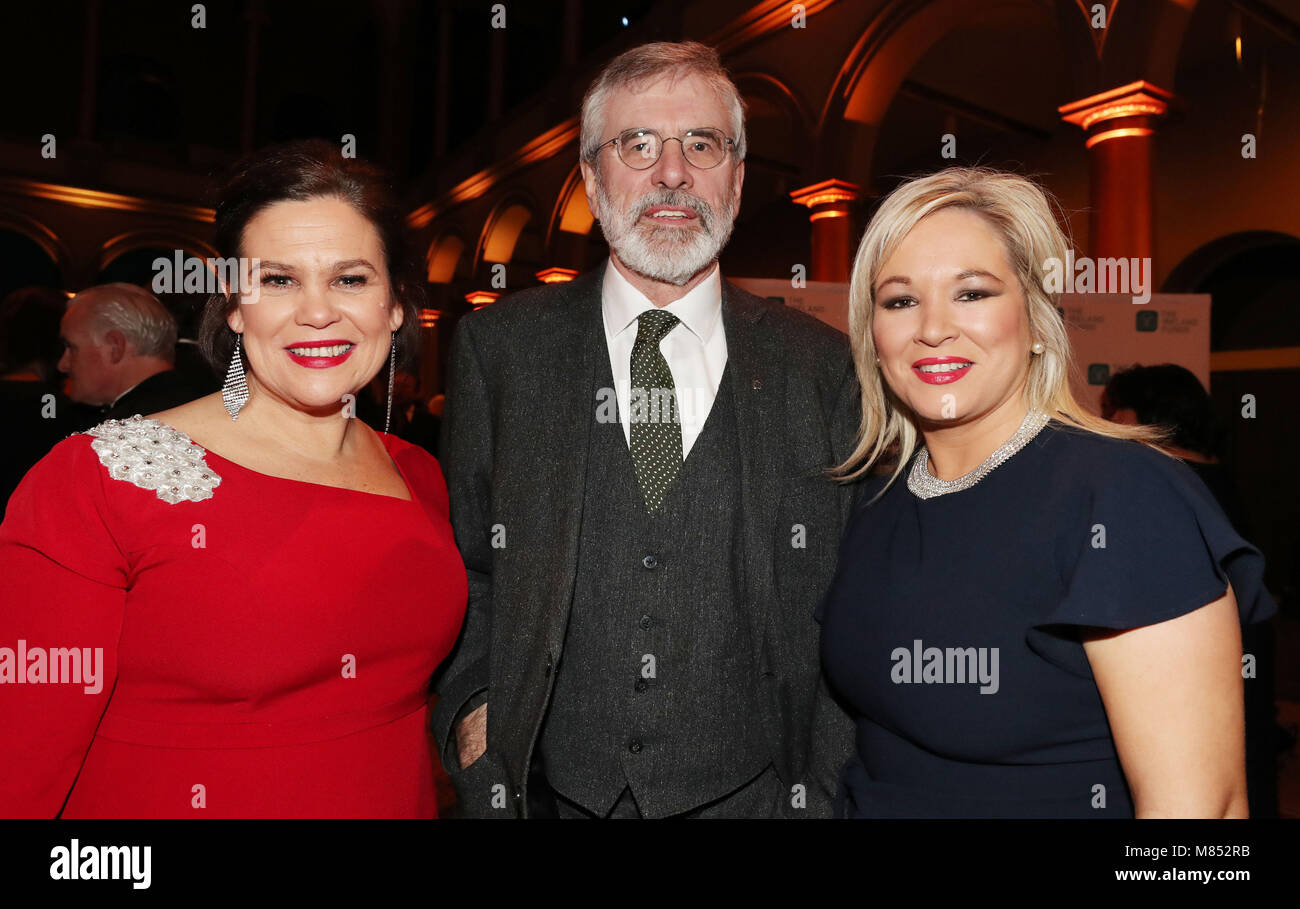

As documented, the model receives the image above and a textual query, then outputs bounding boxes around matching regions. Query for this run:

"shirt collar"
[602,258,723,344]
[107,369,168,409]
[108,378,145,409]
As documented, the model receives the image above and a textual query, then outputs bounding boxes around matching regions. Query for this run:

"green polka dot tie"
[629,309,683,513]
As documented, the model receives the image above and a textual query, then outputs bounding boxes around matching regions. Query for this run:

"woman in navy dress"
[819,167,1275,818]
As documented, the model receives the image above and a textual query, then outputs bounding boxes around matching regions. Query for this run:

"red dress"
[0,416,467,818]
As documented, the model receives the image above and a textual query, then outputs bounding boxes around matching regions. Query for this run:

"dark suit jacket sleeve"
[431,315,496,774]
[803,351,859,816]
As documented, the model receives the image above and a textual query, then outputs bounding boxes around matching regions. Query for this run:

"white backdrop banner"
[1058,293,1211,413]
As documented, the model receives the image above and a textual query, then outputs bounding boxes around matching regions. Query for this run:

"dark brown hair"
[199,139,423,374]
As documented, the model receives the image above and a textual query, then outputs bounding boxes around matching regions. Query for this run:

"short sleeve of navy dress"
[817,421,1276,818]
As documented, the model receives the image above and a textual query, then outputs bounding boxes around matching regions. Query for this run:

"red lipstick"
[911,356,973,385]
[284,339,356,369]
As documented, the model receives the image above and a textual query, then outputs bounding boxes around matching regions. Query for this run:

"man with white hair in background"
[59,283,199,420]
[434,41,859,818]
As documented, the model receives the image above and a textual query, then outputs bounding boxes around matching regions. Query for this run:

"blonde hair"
[831,166,1162,488]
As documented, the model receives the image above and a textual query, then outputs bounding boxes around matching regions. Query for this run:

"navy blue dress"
[818,421,1276,818]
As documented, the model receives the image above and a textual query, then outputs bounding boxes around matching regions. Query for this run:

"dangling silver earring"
[222,334,250,420]
[384,331,396,434]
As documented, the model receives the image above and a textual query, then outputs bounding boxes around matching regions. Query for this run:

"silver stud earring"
[1031,341,1045,355]
[222,334,250,420]
[384,331,396,435]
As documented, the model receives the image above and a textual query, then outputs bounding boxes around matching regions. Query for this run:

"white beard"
[594,178,736,286]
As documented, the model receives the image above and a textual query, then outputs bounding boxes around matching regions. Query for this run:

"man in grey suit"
[433,41,858,818]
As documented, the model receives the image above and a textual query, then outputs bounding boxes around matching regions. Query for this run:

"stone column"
[1058,80,1175,264]
[789,179,864,283]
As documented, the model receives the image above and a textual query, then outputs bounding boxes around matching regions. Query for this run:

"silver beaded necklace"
[907,409,1051,499]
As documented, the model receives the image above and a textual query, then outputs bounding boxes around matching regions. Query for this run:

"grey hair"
[75,283,177,361]
[579,41,747,165]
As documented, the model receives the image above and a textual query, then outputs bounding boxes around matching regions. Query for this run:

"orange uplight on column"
[464,291,500,309]
[790,178,863,283]
[417,308,442,395]
[535,267,578,284]
[1058,81,1175,265]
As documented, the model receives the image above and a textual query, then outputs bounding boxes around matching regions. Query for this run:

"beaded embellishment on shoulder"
[85,415,221,504]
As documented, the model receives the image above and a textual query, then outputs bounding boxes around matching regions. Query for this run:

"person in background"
[1102,364,1243,530]
[1102,362,1280,818]
[423,393,444,459]
[1,286,67,382]
[169,293,224,398]
[58,282,200,420]
[0,287,96,515]
[393,374,441,458]
[356,369,440,457]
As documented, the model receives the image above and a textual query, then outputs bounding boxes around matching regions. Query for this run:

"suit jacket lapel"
[543,264,605,626]
[720,280,785,636]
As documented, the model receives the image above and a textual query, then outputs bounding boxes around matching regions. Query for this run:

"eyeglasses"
[596,127,737,170]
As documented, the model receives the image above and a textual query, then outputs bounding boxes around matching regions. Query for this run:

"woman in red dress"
[0,141,467,818]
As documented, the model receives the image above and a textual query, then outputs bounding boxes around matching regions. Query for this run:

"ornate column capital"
[464,291,499,309]
[1058,80,1176,148]
[790,178,864,220]
[535,267,578,284]
[790,178,865,282]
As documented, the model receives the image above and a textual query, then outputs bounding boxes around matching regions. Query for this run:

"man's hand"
[457,702,487,770]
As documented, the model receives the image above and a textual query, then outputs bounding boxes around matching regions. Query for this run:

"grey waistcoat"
[537,346,770,817]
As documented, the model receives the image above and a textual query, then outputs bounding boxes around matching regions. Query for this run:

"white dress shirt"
[601,259,728,460]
